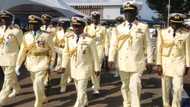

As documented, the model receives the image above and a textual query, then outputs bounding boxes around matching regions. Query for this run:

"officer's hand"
[153,65,162,76]
[95,71,100,76]
[57,68,65,74]
[15,66,20,76]
[108,61,115,71]
[184,67,190,76]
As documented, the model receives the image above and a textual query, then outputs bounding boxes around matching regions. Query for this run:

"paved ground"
[0,67,190,107]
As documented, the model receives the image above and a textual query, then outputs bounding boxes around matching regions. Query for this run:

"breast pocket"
[134,28,144,38]
[134,33,143,39]
[80,44,89,55]
[175,39,185,49]
[77,44,90,63]
[162,47,172,57]
[133,31,144,45]
[95,32,102,42]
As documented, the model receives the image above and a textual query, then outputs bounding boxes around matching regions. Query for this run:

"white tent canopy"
[185,19,190,26]
[0,0,86,17]
[64,0,123,6]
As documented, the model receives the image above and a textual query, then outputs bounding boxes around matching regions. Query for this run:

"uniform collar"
[57,27,63,31]
[123,20,138,26]
[31,30,41,35]
[168,27,174,33]
[0,25,6,31]
[168,26,183,34]
[41,25,50,30]
[91,23,101,29]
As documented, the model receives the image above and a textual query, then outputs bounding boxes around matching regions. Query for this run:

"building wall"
[68,0,157,20]
[72,5,103,18]
[72,5,120,19]
[103,6,121,19]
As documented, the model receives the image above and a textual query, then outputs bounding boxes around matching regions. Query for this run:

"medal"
[37,40,45,48]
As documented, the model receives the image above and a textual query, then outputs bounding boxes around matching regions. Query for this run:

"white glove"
[54,47,63,54]
[49,65,54,71]
[15,66,20,76]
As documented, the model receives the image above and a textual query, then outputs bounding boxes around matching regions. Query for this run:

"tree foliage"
[146,0,190,21]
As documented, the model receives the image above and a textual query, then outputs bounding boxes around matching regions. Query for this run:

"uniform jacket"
[62,32,100,80]
[52,27,70,55]
[0,25,23,66]
[40,25,57,33]
[41,25,57,39]
[16,30,55,72]
[156,27,190,76]
[84,24,109,57]
[109,20,153,72]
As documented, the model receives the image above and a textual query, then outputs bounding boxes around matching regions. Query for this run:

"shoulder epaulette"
[137,21,148,27]
[41,30,49,33]
[65,32,74,38]
[81,33,92,38]
[13,24,20,29]
[138,21,147,25]
[159,27,165,30]
[9,24,20,29]
[23,31,30,35]
[181,27,189,32]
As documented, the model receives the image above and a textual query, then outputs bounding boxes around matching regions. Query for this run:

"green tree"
[146,0,190,21]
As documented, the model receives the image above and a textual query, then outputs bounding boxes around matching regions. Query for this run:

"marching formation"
[0,1,189,107]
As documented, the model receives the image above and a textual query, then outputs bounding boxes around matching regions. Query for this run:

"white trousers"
[74,79,88,107]
[119,71,142,107]
[162,75,183,107]
[0,66,20,104]
[31,71,47,107]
